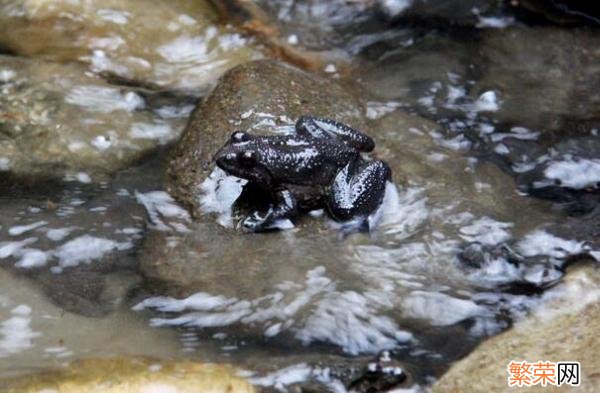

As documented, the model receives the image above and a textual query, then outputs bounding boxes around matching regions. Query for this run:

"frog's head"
[214,131,272,187]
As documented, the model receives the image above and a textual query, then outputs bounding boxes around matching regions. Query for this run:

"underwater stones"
[473,27,600,133]
[0,55,188,180]
[488,135,600,214]
[380,0,507,26]
[166,59,367,216]
[0,0,259,92]
[1,357,255,393]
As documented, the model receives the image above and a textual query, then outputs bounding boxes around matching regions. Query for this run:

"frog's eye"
[239,150,258,166]
[231,131,250,143]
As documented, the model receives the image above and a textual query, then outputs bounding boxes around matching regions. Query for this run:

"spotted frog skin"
[214,116,391,231]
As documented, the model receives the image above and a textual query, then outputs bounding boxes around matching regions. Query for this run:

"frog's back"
[254,135,356,186]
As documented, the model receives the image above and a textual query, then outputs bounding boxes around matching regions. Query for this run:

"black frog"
[213,116,391,231]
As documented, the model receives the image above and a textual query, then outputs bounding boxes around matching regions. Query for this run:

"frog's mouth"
[214,155,273,189]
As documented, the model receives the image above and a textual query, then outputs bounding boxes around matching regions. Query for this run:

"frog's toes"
[240,212,269,232]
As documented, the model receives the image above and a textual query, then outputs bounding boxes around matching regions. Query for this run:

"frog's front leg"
[241,188,298,232]
[327,157,391,224]
[296,116,375,152]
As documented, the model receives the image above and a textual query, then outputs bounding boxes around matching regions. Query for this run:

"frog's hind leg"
[295,116,375,152]
[327,158,391,226]
[241,189,298,232]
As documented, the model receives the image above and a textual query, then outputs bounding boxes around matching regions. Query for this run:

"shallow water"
[1,1,599,391]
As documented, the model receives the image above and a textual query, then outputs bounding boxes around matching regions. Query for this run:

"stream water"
[0,1,599,392]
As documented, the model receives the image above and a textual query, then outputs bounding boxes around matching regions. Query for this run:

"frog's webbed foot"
[295,116,375,152]
[327,158,391,224]
[240,189,298,232]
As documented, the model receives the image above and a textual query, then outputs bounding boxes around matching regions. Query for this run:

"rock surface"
[2,357,254,393]
[431,263,600,393]
[0,55,190,180]
[0,0,259,91]
[166,59,367,215]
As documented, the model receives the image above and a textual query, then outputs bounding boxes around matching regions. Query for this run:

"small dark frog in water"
[213,116,391,231]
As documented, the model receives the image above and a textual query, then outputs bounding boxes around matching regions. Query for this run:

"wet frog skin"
[214,116,391,231]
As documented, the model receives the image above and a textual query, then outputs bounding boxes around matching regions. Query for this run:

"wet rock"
[472,27,600,133]
[0,55,190,180]
[457,242,562,293]
[548,207,600,252]
[166,59,367,215]
[431,263,600,393]
[512,0,600,26]
[379,0,508,26]
[487,135,600,214]
[0,0,259,92]
[2,357,254,393]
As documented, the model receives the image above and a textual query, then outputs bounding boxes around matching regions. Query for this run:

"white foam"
[373,184,429,239]
[65,86,144,113]
[0,157,10,171]
[130,122,175,145]
[459,217,513,246]
[378,0,413,17]
[53,235,130,269]
[46,228,74,242]
[366,101,402,120]
[136,266,411,355]
[198,168,247,228]
[0,238,38,259]
[251,364,313,389]
[8,221,48,236]
[543,158,600,189]
[15,249,48,268]
[517,230,586,260]
[136,191,191,232]
[0,305,40,357]
[474,91,500,112]
[287,34,299,45]
[402,291,488,326]
[476,15,514,28]
[91,135,114,151]
[97,9,130,25]
[157,30,245,63]
[0,68,16,83]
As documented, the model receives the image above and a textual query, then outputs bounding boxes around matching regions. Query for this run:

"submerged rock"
[472,27,600,133]
[0,0,260,92]
[431,263,600,393]
[0,156,167,316]
[379,0,509,26]
[166,59,367,215]
[0,268,180,375]
[486,135,600,214]
[512,0,600,26]
[2,357,254,393]
[0,55,189,180]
